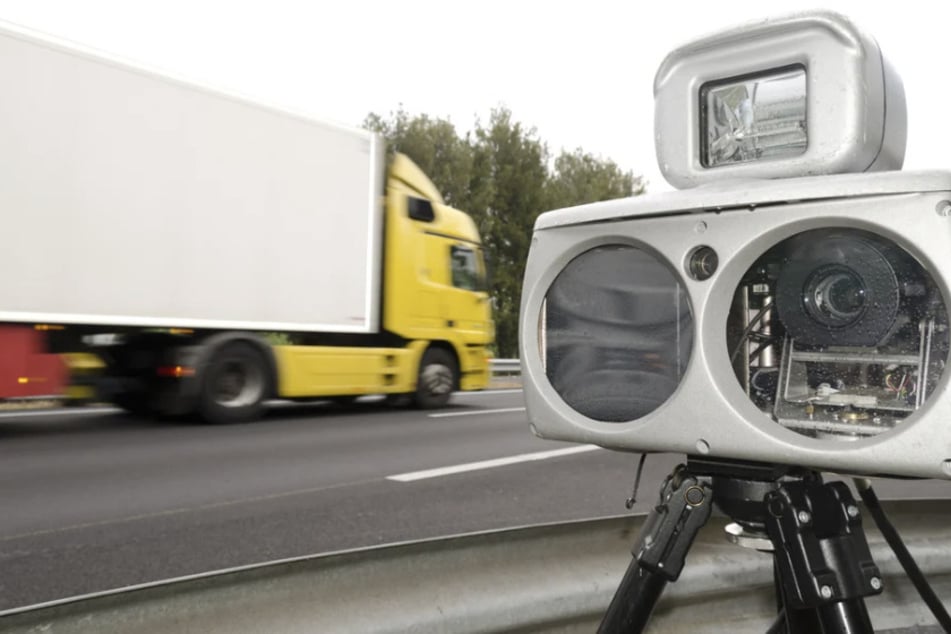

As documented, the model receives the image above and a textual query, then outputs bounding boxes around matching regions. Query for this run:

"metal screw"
[820,585,834,599]
[798,510,812,524]
[871,577,883,591]
[847,505,860,518]
[685,485,706,507]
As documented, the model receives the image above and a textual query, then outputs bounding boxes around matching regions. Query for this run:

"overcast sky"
[0,1,946,192]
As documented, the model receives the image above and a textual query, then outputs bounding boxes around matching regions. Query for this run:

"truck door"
[444,243,491,341]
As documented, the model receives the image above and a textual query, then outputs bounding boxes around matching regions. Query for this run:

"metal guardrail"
[2,499,950,633]
[490,358,521,376]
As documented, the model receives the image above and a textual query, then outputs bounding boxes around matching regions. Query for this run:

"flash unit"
[654,11,906,188]
[701,65,807,168]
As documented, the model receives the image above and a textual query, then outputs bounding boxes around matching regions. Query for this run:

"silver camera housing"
[520,171,951,479]
[654,11,907,189]
[519,10,949,479]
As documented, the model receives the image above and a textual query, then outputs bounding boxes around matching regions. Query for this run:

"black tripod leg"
[769,561,822,634]
[816,600,874,634]
[598,465,713,634]
[599,563,668,633]
[765,480,879,634]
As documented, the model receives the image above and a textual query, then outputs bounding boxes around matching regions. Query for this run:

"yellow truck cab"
[386,155,494,392]
[271,154,493,409]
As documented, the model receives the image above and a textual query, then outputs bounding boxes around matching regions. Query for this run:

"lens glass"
[701,66,807,168]
[727,228,948,440]
[804,265,867,327]
[543,245,693,423]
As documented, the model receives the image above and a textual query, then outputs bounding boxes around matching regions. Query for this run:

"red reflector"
[156,366,195,378]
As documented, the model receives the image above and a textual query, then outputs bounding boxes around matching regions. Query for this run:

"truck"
[0,21,494,422]
[0,326,67,401]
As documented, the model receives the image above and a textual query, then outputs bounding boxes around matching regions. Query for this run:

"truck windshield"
[450,245,485,291]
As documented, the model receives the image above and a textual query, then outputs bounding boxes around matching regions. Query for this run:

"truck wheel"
[113,391,154,417]
[414,348,457,409]
[385,393,412,408]
[199,342,269,424]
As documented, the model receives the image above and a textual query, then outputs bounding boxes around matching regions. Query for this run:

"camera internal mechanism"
[728,228,949,439]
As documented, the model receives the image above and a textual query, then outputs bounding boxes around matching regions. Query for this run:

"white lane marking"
[386,444,600,482]
[429,407,526,418]
[0,407,119,420]
[457,389,523,396]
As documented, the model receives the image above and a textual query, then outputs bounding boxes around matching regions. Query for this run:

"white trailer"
[0,20,384,334]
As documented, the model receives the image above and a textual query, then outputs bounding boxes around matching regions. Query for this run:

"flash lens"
[702,66,807,168]
[543,245,693,423]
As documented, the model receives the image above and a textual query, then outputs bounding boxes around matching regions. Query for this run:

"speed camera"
[519,11,951,480]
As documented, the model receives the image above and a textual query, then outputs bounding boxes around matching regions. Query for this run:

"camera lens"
[542,245,693,423]
[775,232,903,347]
[803,265,867,327]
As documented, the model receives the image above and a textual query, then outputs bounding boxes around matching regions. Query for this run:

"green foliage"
[262,332,293,346]
[468,109,548,361]
[364,110,474,208]
[547,149,646,209]
[364,107,646,357]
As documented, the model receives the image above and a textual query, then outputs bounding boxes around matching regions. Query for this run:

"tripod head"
[686,456,813,533]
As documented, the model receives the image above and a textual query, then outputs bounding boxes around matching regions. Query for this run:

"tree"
[363,109,474,208]
[365,107,645,357]
[547,149,646,209]
[470,108,549,360]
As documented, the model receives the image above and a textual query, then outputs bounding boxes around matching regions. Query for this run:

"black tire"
[414,348,457,409]
[384,393,412,408]
[112,391,154,417]
[104,333,165,417]
[198,342,270,424]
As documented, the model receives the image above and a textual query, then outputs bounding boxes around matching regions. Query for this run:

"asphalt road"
[0,390,948,611]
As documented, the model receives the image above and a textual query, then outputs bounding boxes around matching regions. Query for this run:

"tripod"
[599,458,883,634]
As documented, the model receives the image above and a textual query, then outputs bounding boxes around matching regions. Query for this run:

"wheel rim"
[420,363,454,397]
[213,359,264,407]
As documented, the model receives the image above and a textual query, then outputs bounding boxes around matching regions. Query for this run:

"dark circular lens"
[804,266,867,326]
[776,233,902,346]
[687,245,718,281]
